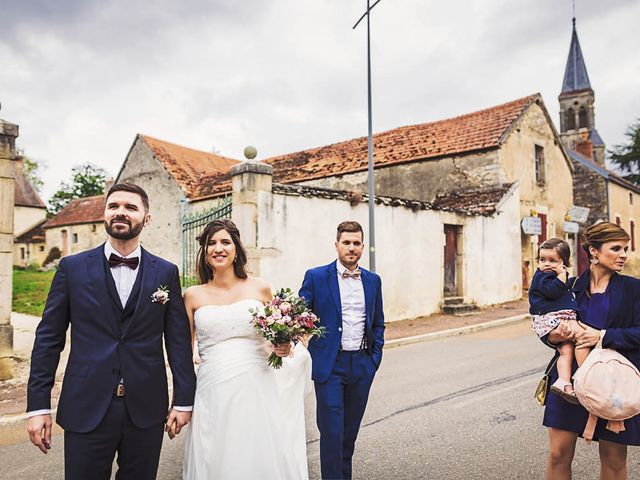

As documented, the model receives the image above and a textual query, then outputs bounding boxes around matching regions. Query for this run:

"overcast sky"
[1,0,639,201]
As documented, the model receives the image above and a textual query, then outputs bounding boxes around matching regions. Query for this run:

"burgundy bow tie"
[108,253,139,270]
[341,269,361,279]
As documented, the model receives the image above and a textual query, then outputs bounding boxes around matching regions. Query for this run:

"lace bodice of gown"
[194,299,267,376]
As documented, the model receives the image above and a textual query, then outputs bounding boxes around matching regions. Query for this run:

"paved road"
[2,320,639,479]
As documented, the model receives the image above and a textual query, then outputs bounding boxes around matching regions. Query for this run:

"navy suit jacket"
[573,271,640,369]
[27,244,196,433]
[299,261,385,383]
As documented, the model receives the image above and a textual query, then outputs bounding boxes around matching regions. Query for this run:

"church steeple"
[558,17,605,165]
[561,18,592,94]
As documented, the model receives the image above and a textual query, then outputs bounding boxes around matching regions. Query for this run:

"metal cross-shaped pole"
[353,0,383,272]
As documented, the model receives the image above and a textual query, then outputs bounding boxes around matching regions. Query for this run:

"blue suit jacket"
[27,245,196,432]
[299,261,385,383]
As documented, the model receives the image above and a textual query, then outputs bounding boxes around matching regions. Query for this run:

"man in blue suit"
[300,220,385,480]
[26,183,196,479]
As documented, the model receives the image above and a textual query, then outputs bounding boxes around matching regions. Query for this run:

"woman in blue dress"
[543,222,640,480]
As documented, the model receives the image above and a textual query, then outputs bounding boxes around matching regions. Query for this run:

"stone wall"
[0,119,18,380]
[571,162,608,226]
[299,149,503,203]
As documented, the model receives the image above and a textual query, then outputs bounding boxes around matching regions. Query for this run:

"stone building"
[13,156,47,266]
[558,18,639,275]
[44,195,105,257]
[264,93,575,288]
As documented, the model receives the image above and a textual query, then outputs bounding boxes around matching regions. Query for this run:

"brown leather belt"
[116,384,125,397]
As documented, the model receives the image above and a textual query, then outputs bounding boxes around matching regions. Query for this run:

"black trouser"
[64,396,164,480]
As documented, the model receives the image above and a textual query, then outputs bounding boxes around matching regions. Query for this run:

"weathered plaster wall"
[245,187,522,322]
[13,205,46,236]
[117,139,185,267]
[45,223,106,257]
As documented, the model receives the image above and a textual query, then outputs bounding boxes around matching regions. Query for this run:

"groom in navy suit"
[26,183,196,479]
[300,220,385,480]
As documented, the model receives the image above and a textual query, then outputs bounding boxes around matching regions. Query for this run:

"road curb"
[384,313,530,349]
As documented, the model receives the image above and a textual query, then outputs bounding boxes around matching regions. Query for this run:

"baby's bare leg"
[574,345,590,367]
[556,342,574,384]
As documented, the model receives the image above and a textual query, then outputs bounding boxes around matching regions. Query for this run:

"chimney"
[104,177,115,196]
[575,139,594,159]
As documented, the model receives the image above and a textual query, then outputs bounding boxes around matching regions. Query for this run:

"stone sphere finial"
[243,145,257,161]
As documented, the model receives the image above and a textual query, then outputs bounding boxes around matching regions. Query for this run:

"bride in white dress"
[181,219,311,480]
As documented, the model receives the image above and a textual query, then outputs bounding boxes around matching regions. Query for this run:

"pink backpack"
[573,339,640,442]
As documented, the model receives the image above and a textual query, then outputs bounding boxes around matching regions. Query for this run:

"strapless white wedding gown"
[183,299,312,480]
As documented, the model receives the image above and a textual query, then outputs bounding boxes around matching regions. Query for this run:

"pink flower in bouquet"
[279,302,292,315]
[249,287,326,369]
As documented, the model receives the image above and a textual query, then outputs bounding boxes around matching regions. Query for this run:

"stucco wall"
[608,182,640,276]
[117,139,186,267]
[247,187,522,322]
[14,205,46,236]
[45,223,106,257]
[13,241,46,267]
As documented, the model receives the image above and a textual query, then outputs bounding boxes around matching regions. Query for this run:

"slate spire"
[561,18,592,93]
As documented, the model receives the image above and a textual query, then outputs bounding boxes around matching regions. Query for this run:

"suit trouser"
[64,396,164,480]
[314,349,377,480]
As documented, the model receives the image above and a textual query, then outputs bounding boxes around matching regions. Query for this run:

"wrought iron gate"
[181,198,232,288]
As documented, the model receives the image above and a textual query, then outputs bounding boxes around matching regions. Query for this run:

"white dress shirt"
[336,260,366,351]
[104,242,141,307]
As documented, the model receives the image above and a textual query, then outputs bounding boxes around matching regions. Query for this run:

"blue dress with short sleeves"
[542,287,640,445]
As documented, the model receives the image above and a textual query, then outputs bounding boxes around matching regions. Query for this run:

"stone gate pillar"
[230,161,273,276]
[0,118,19,380]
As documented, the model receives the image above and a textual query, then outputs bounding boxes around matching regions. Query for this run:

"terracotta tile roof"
[431,183,516,216]
[265,94,541,184]
[44,195,104,228]
[15,219,46,243]
[14,159,46,208]
[139,135,241,201]
[273,182,514,217]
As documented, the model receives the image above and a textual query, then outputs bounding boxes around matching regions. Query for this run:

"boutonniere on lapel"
[151,286,170,305]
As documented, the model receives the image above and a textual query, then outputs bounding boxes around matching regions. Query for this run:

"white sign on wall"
[563,221,580,234]
[521,216,542,235]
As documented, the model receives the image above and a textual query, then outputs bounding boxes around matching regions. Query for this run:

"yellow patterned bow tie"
[341,269,361,279]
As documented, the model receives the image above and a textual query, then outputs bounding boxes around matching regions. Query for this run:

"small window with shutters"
[631,220,636,252]
[535,145,545,185]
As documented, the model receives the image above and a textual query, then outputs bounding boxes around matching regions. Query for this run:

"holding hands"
[165,409,192,440]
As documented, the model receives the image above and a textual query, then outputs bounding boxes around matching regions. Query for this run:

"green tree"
[609,119,640,185]
[49,163,107,214]
[16,150,45,193]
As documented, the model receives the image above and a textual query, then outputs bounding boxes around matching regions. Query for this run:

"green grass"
[12,268,55,316]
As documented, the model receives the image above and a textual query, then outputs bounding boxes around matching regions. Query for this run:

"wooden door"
[444,225,457,296]
[538,214,547,244]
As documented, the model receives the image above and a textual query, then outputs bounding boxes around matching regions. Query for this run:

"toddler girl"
[529,238,587,404]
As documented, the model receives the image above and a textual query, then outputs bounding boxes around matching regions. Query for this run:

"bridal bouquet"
[249,288,325,369]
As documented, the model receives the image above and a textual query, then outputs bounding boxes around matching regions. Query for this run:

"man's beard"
[104,218,144,240]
